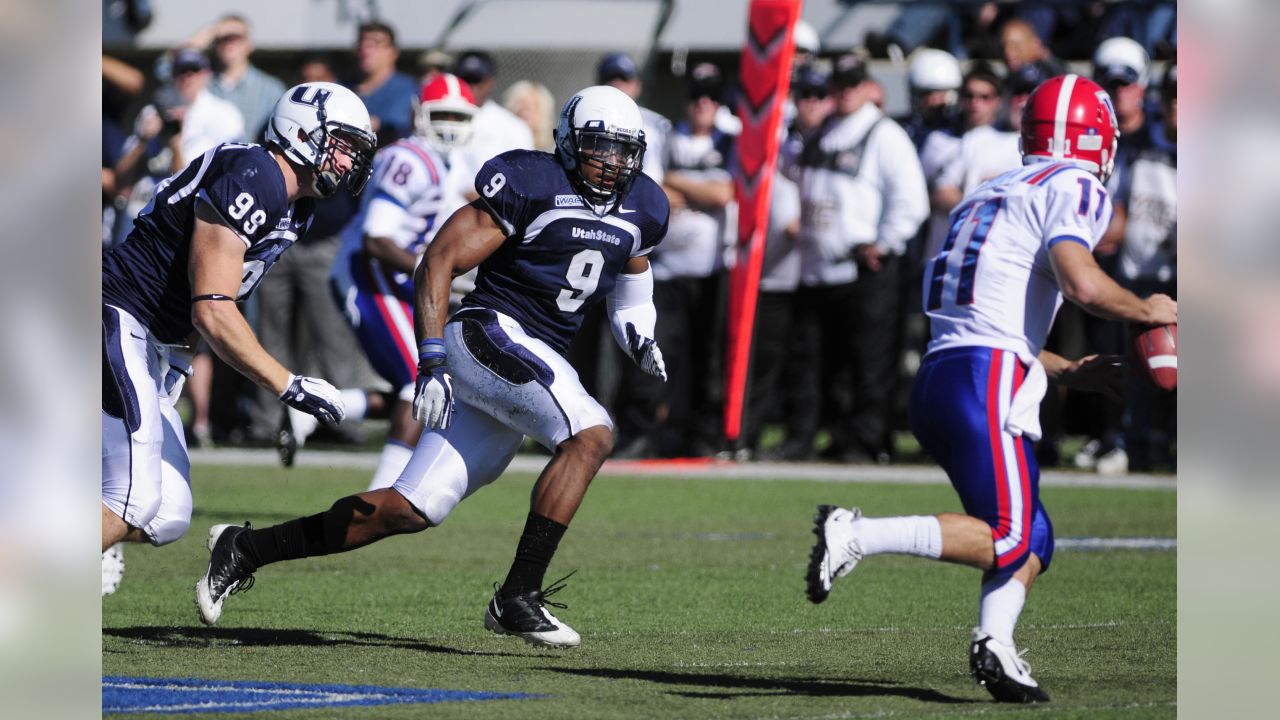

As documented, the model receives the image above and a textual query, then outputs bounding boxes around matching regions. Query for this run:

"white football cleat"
[102,543,125,597]
[806,504,865,604]
[970,628,1050,703]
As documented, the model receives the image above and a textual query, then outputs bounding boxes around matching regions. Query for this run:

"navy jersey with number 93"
[463,150,669,355]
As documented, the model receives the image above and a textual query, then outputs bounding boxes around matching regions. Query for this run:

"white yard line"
[190,448,1176,491]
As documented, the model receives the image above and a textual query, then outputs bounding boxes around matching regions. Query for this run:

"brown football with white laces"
[1131,323,1177,390]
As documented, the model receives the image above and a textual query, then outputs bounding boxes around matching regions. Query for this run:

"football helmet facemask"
[415,73,477,152]
[266,82,377,198]
[554,85,646,204]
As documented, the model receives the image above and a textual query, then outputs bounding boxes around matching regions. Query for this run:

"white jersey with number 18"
[923,159,1114,358]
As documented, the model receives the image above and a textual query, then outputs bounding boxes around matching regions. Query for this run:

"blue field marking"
[103,676,542,715]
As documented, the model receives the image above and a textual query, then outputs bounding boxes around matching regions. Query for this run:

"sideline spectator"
[297,52,338,84]
[930,66,1020,220]
[453,50,535,161]
[355,21,418,147]
[901,48,962,151]
[614,64,736,458]
[749,64,831,460]
[167,47,244,167]
[417,49,453,87]
[791,55,928,463]
[1000,18,1065,78]
[502,80,556,152]
[200,14,285,143]
[1070,36,1156,471]
[1096,64,1178,475]
[597,52,671,182]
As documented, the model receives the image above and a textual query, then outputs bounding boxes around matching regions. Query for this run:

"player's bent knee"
[419,488,462,527]
[568,425,614,463]
[147,509,191,546]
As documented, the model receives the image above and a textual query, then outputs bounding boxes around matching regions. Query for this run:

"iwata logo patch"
[103,676,541,714]
[555,194,585,207]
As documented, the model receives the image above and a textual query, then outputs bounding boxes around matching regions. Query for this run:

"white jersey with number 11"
[923,159,1113,358]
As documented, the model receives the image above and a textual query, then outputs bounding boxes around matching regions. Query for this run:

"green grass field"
[103,464,1175,719]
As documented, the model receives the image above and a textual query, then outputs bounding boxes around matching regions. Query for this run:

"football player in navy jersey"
[197,86,670,648]
[102,83,375,581]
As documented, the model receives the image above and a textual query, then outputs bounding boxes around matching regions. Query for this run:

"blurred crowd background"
[101,0,1177,474]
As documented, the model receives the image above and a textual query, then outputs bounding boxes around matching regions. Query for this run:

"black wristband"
[191,294,236,303]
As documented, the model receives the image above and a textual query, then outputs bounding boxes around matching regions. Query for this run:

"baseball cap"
[597,52,639,83]
[831,53,868,88]
[1093,36,1150,87]
[1008,63,1048,96]
[453,50,496,84]
[172,47,209,75]
[687,62,725,102]
[793,63,830,98]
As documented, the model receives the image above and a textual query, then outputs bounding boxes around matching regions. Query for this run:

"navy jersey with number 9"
[463,150,669,355]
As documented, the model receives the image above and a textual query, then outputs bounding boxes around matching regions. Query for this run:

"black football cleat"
[483,572,581,648]
[970,629,1051,703]
[195,523,256,626]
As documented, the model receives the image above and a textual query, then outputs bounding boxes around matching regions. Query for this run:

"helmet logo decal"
[289,85,332,109]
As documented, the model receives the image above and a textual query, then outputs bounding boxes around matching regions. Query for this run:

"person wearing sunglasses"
[204,14,286,145]
[929,66,1020,243]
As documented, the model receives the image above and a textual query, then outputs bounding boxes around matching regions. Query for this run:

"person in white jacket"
[791,54,928,463]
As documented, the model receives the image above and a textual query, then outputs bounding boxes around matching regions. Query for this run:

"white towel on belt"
[1004,353,1047,441]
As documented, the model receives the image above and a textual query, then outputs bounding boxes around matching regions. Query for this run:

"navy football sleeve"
[632,177,670,257]
[195,148,287,247]
[473,154,530,237]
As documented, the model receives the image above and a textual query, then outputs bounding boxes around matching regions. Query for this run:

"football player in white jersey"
[804,75,1177,703]
[288,74,478,492]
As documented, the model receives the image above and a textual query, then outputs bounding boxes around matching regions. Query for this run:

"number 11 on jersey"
[926,198,1003,311]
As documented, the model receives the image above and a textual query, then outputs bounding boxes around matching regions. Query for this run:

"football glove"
[413,340,455,429]
[625,322,667,381]
[279,374,346,426]
[163,347,195,402]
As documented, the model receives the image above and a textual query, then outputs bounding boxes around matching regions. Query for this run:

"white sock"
[978,575,1027,647]
[341,389,369,422]
[854,515,943,558]
[366,441,414,491]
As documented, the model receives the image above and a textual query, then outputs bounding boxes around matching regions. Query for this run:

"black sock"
[500,513,568,597]
[239,512,338,571]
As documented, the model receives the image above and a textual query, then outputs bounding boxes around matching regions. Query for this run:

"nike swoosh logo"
[618,206,637,214]
[493,602,503,619]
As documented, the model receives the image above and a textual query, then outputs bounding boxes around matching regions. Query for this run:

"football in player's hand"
[1130,323,1177,390]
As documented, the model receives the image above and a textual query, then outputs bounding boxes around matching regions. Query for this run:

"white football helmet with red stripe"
[1019,74,1119,183]
[414,73,477,152]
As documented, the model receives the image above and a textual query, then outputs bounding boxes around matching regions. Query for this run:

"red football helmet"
[414,73,477,152]
[1020,74,1119,182]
